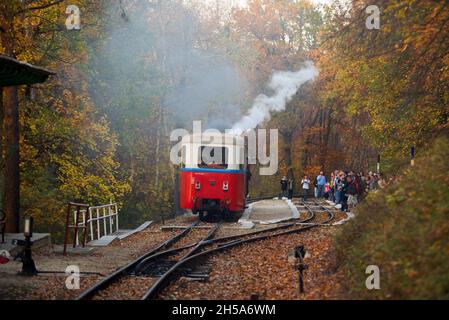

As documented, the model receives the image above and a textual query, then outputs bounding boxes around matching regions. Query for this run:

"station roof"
[0,55,55,87]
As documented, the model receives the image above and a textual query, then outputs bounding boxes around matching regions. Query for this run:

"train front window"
[198,146,229,169]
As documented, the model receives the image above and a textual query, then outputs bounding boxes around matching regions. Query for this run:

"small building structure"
[0,55,55,233]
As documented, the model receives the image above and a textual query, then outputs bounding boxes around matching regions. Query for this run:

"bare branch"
[15,0,64,15]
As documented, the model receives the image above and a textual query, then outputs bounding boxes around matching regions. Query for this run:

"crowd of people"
[281,171,387,212]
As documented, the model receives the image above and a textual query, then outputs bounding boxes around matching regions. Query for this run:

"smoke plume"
[231,61,319,133]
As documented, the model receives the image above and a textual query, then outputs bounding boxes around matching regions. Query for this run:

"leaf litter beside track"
[17,208,348,300]
[18,219,186,300]
[160,225,347,300]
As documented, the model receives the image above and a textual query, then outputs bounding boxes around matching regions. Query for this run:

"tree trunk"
[0,88,4,213]
[154,0,167,191]
[281,132,293,177]
[3,86,20,233]
[1,11,20,233]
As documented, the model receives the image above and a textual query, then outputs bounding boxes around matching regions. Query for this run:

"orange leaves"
[163,226,346,300]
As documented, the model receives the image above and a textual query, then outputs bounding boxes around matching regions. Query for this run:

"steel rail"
[76,221,200,300]
[308,200,335,223]
[140,222,222,299]
[142,225,318,300]
[133,208,316,273]
[78,200,335,300]
[142,200,335,300]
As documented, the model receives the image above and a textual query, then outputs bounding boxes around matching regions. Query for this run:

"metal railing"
[63,201,119,255]
[63,203,90,256]
[75,202,119,245]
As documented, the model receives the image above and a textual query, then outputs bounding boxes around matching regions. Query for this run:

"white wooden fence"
[75,202,119,245]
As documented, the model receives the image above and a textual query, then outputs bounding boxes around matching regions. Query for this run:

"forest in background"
[0,0,447,237]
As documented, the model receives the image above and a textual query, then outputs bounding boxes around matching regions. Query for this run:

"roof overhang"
[0,55,55,87]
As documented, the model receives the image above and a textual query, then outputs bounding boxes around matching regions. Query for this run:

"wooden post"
[1,13,20,234]
[0,88,4,215]
[73,206,80,248]
[63,204,71,256]
[3,86,20,233]
[63,203,89,255]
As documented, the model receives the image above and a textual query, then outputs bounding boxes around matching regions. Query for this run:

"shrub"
[335,136,449,299]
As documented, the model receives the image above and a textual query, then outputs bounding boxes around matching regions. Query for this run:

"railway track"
[76,220,210,300]
[77,199,338,300]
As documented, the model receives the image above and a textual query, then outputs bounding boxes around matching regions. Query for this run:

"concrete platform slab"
[86,221,154,246]
[115,221,153,240]
[239,199,299,225]
[238,220,255,229]
[250,200,292,222]
[89,235,117,247]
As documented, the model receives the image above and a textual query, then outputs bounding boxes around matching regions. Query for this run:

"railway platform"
[239,199,300,225]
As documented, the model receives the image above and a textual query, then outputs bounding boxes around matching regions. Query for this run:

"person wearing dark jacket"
[280,176,288,198]
[288,178,295,200]
[341,176,352,212]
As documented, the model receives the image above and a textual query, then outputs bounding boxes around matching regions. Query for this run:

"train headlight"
[195,181,201,190]
[223,181,229,191]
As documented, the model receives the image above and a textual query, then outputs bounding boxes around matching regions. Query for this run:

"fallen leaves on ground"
[161,226,347,300]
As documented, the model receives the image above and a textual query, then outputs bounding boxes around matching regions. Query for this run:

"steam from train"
[231,61,319,134]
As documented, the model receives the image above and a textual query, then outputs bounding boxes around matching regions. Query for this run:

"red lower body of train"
[179,168,246,219]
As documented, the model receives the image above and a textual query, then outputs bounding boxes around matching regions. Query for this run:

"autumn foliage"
[336,136,449,299]
[1,0,448,239]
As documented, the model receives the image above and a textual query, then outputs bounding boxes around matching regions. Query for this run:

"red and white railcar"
[179,133,248,220]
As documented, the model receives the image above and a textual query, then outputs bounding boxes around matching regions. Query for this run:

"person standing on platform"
[341,175,351,212]
[335,171,344,208]
[301,175,311,202]
[316,171,327,198]
[288,178,295,200]
[280,176,288,198]
[329,172,335,202]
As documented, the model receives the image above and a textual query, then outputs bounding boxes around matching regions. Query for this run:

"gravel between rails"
[159,225,346,300]
[157,206,346,300]
[7,202,347,300]
[91,276,157,300]
[170,225,217,250]
[75,222,221,300]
